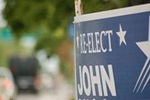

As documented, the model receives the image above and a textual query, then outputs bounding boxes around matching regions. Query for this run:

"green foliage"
[0,40,16,67]
[3,0,130,55]
[82,0,128,13]
[3,0,74,36]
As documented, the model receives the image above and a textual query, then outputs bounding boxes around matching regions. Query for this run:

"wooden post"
[75,0,83,16]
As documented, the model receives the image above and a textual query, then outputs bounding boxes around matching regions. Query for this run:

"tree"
[3,0,129,55]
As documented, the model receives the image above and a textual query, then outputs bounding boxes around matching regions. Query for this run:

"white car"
[0,67,17,100]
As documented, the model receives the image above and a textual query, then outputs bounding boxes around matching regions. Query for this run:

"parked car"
[8,55,41,93]
[0,67,16,100]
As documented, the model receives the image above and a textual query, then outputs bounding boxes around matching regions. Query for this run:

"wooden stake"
[75,0,83,16]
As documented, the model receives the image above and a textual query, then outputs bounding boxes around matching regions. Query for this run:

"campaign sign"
[74,4,150,100]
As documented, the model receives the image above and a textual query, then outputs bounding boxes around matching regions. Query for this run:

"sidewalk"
[40,79,74,100]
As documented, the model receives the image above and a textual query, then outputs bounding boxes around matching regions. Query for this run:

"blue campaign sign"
[74,4,150,100]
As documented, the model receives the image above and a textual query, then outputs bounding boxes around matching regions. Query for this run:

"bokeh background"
[0,0,149,100]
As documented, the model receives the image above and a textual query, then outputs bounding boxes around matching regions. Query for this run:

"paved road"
[16,81,74,100]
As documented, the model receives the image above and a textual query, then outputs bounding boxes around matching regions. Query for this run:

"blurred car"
[0,67,16,100]
[8,55,41,93]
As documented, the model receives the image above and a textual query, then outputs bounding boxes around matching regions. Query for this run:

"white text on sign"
[78,64,117,97]
[79,30,113,54]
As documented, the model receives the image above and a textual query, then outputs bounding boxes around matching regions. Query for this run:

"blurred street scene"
[0,0,149,100]
[16,77,74,100]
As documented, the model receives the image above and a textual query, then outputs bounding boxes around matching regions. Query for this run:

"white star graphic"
[116,24,127,46]
[133,16,150,93]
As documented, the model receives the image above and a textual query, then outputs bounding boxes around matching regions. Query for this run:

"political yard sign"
[74,4,150,100]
